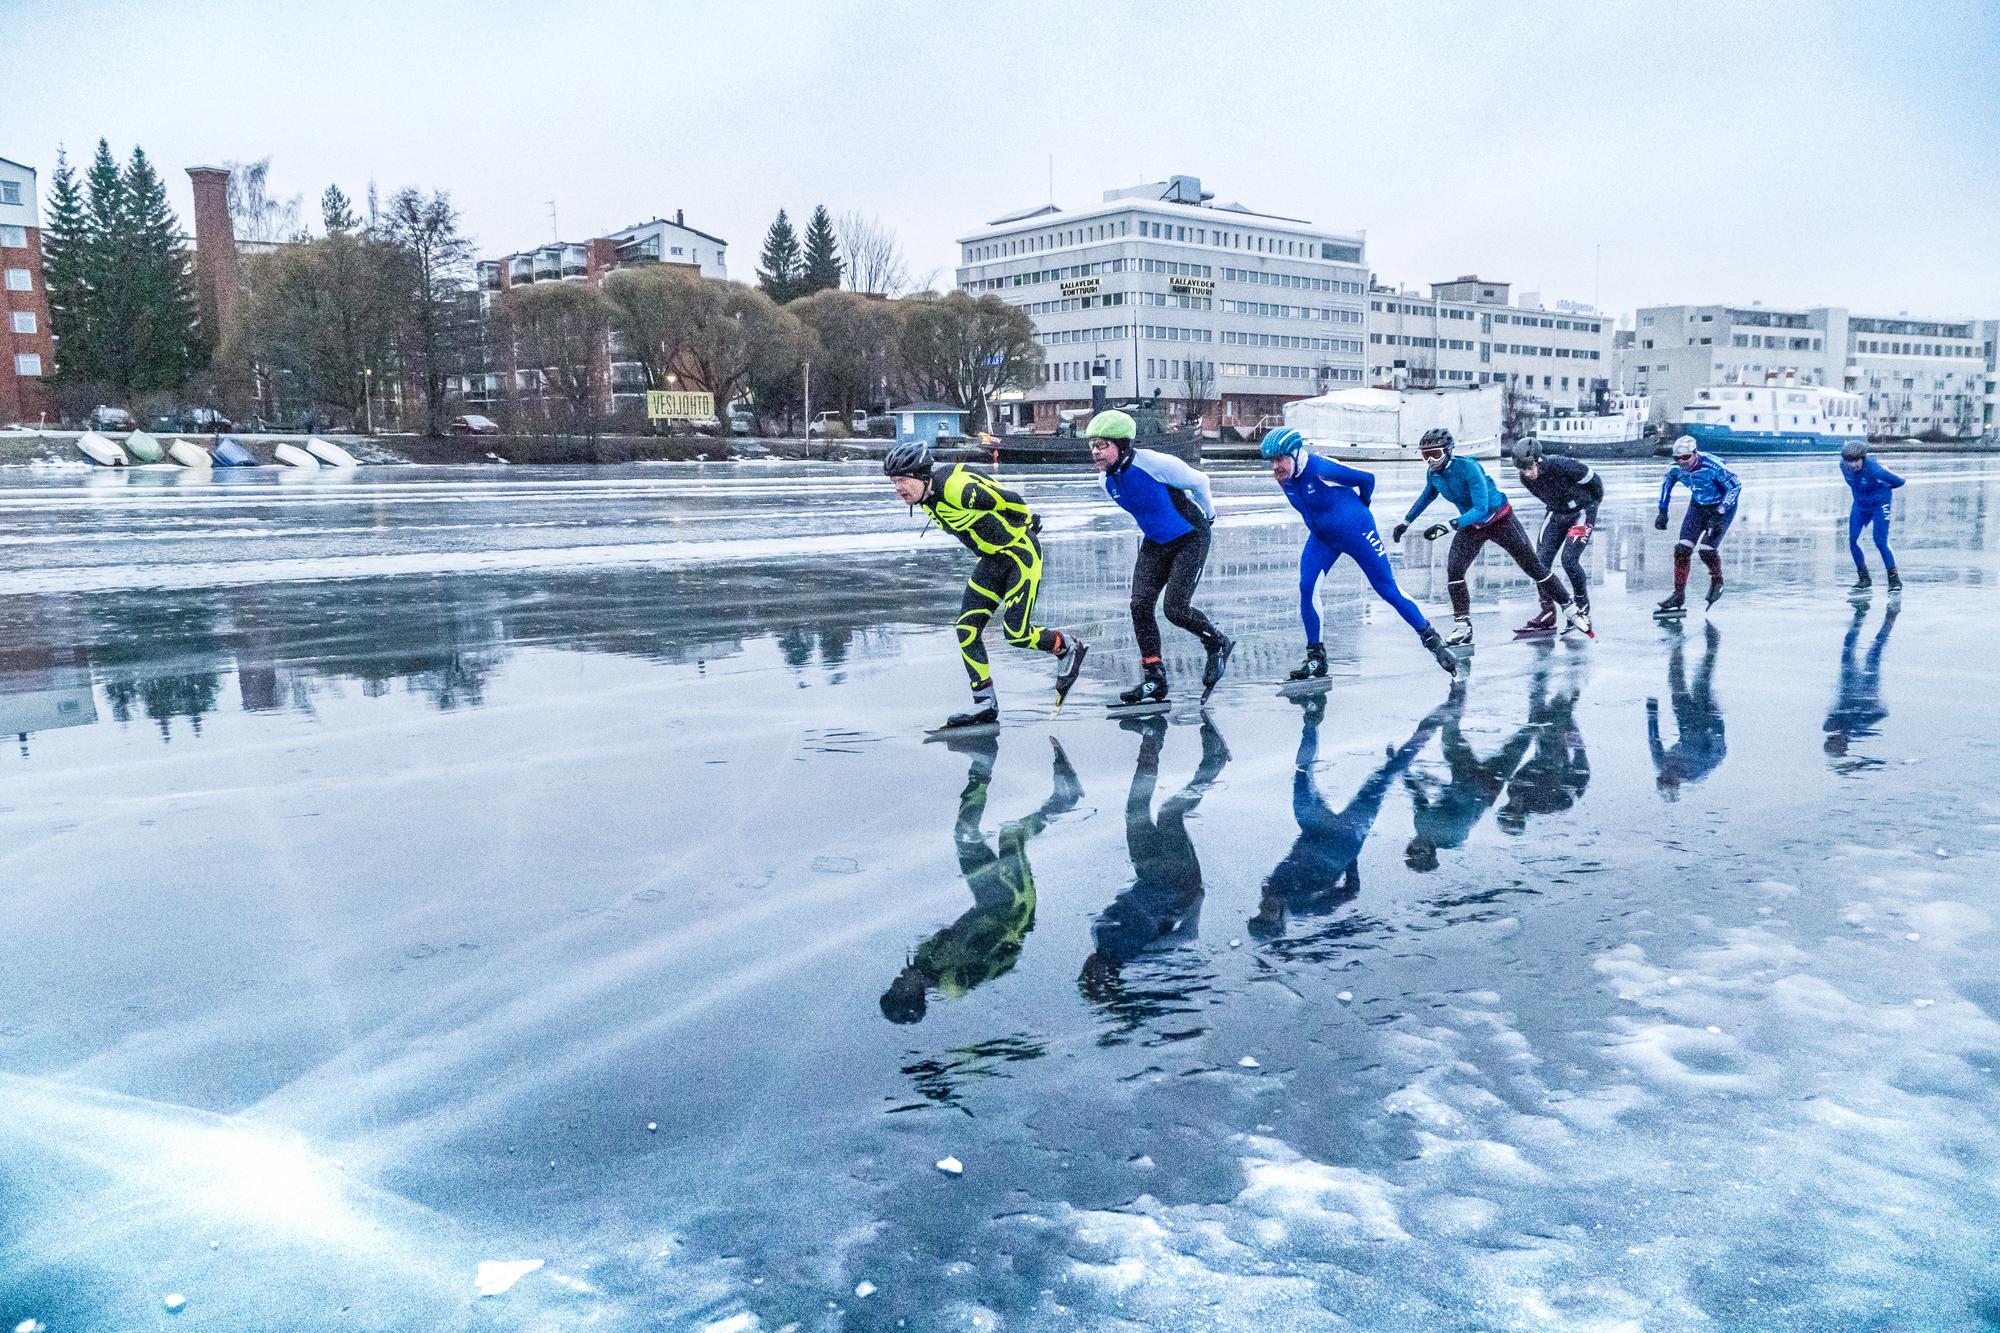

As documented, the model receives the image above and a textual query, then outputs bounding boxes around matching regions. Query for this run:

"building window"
[13,353,41,377]
[0,183,20,206]
[10,311,34,334]
[3,268,29,292]
[0,224,25,249]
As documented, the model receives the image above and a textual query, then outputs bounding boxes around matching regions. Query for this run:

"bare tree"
[379,189,474,437]
[602,266,696,390]
[227,231,404,426]
[1179,358,1217,427]
[224,158,304,242]
[837,210,911,297]
[898,292,1042,427]
[1402,350,1437,389]
[501,282,616,440]
[677,279,801,427]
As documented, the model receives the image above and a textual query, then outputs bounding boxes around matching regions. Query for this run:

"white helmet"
[1670,437,1697,459]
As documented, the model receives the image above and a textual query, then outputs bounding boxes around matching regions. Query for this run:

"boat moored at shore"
[1670,381,1865,454]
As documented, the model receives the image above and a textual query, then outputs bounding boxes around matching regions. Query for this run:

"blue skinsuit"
[1102,448,1214,542]
[1842,457,1904,571]
[1659,454,1742,550]
[1403,455,1510,529]
[1279,454,1428,637]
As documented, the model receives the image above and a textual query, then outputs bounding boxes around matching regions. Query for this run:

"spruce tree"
[41,147,94,385]
[321,185,360,235]
[800,205,842,297]
[119,146,202,391]
[83,140,135,395]
[756,209,801,304]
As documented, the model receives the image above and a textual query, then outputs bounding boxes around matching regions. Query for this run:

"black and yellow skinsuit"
[880,733,1082,1023]
[921,463,1068,695]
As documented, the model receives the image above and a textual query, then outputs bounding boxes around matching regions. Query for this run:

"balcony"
[561,244,589,278]
[507,257,534,285]
[476,261,504,291]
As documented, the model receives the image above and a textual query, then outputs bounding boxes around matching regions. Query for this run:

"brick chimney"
[185,165,239,342]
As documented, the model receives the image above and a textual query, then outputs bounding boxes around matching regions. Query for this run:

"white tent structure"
[1283,385,1503,461]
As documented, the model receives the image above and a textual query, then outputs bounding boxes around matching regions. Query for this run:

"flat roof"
[958,196,1362,247]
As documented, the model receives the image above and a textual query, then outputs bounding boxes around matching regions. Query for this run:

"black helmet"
[1419,428,1455,468]
[1841,440,1867,463]
[1512,439,1543,467]
[883,441,935,479]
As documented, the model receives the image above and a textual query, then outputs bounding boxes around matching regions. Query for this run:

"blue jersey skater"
[1260,429,1457,678]
[1656,444,1742,608]
[1840,448,1904,589]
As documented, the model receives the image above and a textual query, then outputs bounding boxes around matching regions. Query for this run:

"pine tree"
[756,209,801,304]
[799,205,842,297]
[321,185,360,235]
[41,147,94,385]
[118,146,203,392]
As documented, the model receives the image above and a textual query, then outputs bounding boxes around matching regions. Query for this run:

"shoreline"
[4,429,1993,469]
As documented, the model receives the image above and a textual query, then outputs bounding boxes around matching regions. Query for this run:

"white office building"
[1366,276,1613,410]
[956,175,1368,433]
[1622,303,1988,439]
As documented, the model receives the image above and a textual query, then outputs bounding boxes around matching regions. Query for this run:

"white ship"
[1531,392,1650,452]
[1671,378,1865,454]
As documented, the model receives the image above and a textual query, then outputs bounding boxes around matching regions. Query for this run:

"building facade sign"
[1058,276,1101,298]
[1169,276,1215,297]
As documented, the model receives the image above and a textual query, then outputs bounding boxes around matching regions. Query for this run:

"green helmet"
[1084,409,1137,442]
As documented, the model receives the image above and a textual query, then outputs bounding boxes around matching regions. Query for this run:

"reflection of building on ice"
[0,600,99,757]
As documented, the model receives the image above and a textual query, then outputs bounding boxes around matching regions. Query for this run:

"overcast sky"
[11,0,1998,323]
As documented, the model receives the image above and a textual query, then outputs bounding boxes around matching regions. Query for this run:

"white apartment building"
[1622,303,1988,439]
[1366,276,1613,410]
[956,175,1369,432]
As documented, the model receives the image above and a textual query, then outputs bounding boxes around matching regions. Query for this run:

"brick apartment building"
[0,155,55,424]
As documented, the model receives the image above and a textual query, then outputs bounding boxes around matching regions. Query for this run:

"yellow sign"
[645,389,717,420]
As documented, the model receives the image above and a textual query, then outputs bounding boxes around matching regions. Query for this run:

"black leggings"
[1445,510,1569,619]
[1535,510,1591,611]
[1131,527,1219,660]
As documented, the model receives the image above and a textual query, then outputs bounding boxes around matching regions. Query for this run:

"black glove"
[1390,522,1409,542]
[1028,513,1043,535]
[1653,512,1668,531]
[1422,522,1453,541]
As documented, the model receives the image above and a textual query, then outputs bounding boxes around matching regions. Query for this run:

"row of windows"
[1134,291,1211,309]
[1370,299,1603,335]
[1731,333,1823,351]
[1221,331,1361,354]
[962,259,1130,292]
[1374,369,1594,394]
[1137,258,1211,278]
[1045,359,1120,383]
[1222,267,1364,295]
[1044,324,1129,345]
[1855,338,1979,359]
[1144,357,1211,381]
[1141,324,1213,343]
[966,217,1364,266]
[1219,362,1364,382]
[1219,300,1362,325]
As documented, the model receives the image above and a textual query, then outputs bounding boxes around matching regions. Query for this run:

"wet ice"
[2,458,1998,1329]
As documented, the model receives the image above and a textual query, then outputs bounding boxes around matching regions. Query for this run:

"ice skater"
[1086,409,1233,707]
[883,441,1088,730]
[1390,428,1586,648]
[1260,427,1458,679]
[881,732,1081,1023]
[1840,440,1905,594]
[1508,440,1602,636]
[1654,437,1741,616]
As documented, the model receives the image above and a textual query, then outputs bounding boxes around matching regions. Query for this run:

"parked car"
[88,405,137,431]
[728,411,754,435]
[451,414,501,436]
[808,410,845,436]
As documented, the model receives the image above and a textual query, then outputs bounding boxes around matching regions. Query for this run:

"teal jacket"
[1404,456,1509,528]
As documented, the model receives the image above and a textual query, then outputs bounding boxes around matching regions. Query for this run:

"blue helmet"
[1260,427,1306,461]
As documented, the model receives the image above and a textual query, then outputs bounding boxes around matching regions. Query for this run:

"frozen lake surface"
[3,457,1998,1331]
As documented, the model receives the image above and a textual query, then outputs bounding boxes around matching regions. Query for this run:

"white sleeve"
[1132,449,1214,520]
